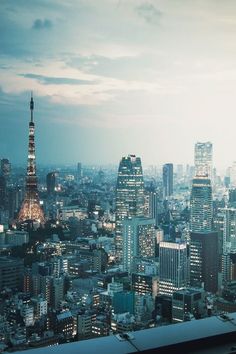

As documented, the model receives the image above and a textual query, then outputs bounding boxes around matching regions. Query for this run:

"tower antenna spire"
[30,91,34,122]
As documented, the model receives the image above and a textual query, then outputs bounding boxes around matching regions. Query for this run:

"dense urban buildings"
[0,97,235,352]
[3,0,236,351]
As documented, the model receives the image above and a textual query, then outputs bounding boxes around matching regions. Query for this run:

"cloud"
[136,3,162,24]
[19,73,98,85]
[32,18,53,30]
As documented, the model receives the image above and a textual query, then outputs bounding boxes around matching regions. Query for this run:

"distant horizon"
[8,160,230,174]
[1,1,236,170]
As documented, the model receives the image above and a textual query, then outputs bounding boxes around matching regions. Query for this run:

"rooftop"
[16,312,236,354]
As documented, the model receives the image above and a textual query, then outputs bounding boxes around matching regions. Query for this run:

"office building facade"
[190,176,213,233]
[159,241,188,295]
[190,231,218,293]
[122,217,155,272]
[163,163,173,199]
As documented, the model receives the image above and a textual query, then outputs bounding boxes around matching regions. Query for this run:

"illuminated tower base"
[18,191,44,223]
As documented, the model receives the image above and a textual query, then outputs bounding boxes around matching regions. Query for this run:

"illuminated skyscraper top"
[194,142,213,179]
[18,94,45,224]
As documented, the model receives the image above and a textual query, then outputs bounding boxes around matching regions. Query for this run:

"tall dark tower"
[18,94,45,224]
[163,163,173,199]
[46,172,56,196]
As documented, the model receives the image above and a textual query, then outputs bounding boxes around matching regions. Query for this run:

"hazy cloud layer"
[20,73,98,86]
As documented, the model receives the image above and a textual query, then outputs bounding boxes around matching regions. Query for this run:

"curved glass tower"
[115,155,144,261]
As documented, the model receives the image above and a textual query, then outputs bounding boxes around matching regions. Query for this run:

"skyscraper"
[221,207,236,253]
[148,190,160,227]
[159,241,188,295]
[115,155,144,261]
[194,142,212,178]
[46,172,56,196]
[190,176,213,233]
[219,207,236,283]
[121,216,155,272]
[190,151,218,293]
[17,95,45,224]
[162,163,173,199]
[190,231,218,293]
[77,162,82,183]
[1,158,11,179]
[0,176,6,209]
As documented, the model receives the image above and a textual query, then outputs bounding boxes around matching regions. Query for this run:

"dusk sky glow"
[1,0,236,168]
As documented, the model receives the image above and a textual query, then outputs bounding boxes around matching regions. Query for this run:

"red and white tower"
[18,94,45,224]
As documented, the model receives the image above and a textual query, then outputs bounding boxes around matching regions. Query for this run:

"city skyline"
[1,2,236,352]
[1,1,236,167]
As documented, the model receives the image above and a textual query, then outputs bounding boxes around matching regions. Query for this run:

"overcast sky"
[1,0,236,168]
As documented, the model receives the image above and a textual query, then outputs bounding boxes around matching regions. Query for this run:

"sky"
[1,0,236,168]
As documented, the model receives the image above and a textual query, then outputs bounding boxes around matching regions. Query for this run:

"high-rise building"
[172,288,206,323]
[148,190,161,227]
[218,207,236,283]
[190,231,218,293]
[194,142,212,178]
[230,162,236,187]
[77,162,82,183]
[221,252,236,284]
[46,172,56,196]
[162,163,173,199]
[18,95,45,224]
[0,176,6,209]
[159,241,188,295]
[190,166,218,293]
[190,177,213,233]
[115,155,144,260]
[131,273,158,298]
[0,257,24,291]
[122,217,155,272]
[221,208,236,253]
[229,189,236,206]
[1,158,11,179]
[52,277,64,309]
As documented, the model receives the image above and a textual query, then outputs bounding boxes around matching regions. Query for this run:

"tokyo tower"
[18,94,45,224]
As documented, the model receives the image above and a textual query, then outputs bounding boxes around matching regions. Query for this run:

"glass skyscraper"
[190,171,218,293]
[190,231,218,293]
[115,155,144,261]
[194,142,212,178]
[159,241,188,295]
[190,176,213,233]
[121,216,155,272]
[162,163,173,199]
